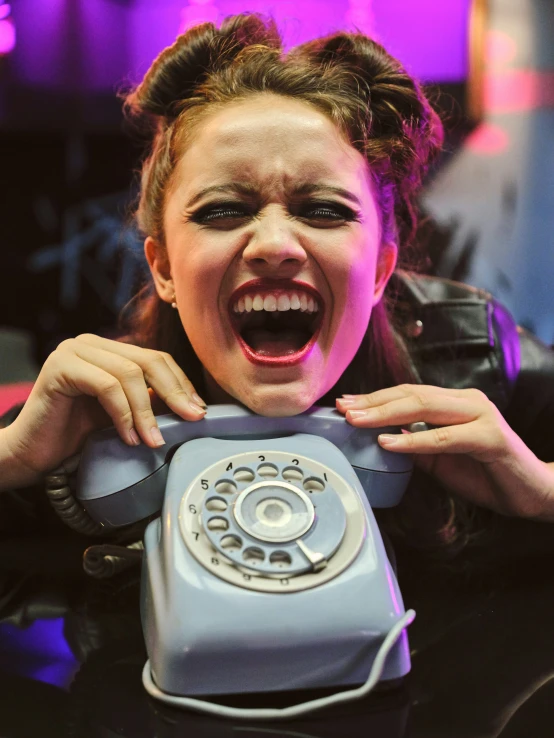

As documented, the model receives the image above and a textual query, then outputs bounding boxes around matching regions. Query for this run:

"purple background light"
[0,16,15,55]
[10,0,471,90]
[0,3,11,21]
[0,618,79,689]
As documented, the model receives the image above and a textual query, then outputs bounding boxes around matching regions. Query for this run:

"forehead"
[172,95,372,197]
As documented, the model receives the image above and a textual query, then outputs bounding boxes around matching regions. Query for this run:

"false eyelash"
[185,200,362,227]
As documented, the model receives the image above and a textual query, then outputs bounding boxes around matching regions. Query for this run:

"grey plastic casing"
[142,433,411,697]
[77,404,412,527]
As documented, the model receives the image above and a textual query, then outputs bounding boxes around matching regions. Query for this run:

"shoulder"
[390,271,553,421]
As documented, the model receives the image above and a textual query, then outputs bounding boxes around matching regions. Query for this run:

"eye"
[297,201,360,226]
[189,202,253,229]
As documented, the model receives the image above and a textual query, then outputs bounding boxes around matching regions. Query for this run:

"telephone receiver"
[77,404,412,527]
[76,404,415,721]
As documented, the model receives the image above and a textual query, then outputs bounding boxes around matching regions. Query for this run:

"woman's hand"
[336,385,554,521]
[1,334,206,490]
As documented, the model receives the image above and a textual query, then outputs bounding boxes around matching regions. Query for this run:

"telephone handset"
[77,404,412,527]
[76,404,415,720]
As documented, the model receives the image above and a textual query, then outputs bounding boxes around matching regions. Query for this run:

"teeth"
[232,290,320,315]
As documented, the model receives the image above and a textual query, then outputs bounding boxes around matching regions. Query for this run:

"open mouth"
[228,280,324,366]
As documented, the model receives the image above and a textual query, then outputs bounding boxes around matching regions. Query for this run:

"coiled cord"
[82,541,144,578]
[45,454,105,537]
[45,455,145,578]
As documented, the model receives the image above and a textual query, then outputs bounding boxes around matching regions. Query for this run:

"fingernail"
[192,392,207,408]
[189,400,207,415]
[337,397,356,406]
[348,410,367,419]
[379,434,399,446]
[128,428,141,446]
[150,426,166,446]
[341,394,357,399]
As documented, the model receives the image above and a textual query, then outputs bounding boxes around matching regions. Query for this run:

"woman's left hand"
[336,385,554,521]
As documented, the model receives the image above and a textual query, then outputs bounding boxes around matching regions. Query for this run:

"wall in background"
[424,0,554,344]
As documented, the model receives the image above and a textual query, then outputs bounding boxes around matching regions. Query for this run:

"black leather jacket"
[0,274,553,624]
[391,271,554,464]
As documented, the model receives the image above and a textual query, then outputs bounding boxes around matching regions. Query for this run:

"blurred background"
[0,0,552,396]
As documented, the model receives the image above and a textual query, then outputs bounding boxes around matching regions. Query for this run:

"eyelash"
[188,201,360,227]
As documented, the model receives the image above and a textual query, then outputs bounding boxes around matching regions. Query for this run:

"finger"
[159,351,207,408]
[61,356,141,447]
[344,394,483,429]
[74,335,206,419]
[376,421,501,457]
[336,384,485,412]
[70,342,170,446]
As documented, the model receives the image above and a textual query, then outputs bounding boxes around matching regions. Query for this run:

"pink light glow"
[486,30,518,68]
[466,122,510,156]
[0,4,11,21]
[486,70,554,113]
[0,16,15,55]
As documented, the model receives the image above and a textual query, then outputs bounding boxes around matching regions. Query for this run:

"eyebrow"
[185,182,362,209]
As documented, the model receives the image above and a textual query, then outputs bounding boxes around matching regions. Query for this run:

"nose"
[242,206,307,271]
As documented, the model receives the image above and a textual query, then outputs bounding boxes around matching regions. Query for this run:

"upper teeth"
[232,291,319,314]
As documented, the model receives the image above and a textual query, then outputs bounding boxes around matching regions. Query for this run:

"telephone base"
[141,434,411,699]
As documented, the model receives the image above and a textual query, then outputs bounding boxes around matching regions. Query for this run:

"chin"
[235,383,321,418]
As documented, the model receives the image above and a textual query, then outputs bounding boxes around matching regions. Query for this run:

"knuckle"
[98,377,121,396]
[119,407,134,426]
[375,404,390,422]
[412,391,430,411]
[55,338,76,354]
[118,361,144,383]
[75,333,97,343]
[164,387,188,403]
[144,352,167,374]
[469,387,488,403]
[433,426,451,447]
[135,405,156,421]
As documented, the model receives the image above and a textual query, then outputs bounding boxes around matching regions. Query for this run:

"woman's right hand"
[1,334,207,490]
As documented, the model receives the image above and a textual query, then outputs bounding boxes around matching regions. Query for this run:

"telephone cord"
[142,608,415,721]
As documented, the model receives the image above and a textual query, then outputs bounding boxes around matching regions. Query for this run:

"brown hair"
[120,14,486,559]
[122,12,443,398]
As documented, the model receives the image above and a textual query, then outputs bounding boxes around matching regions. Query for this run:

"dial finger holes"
[234,467,255,483]
[205,497,228,512]
[303,477,325,493]
[282,466,304,482]
[257,463,278,478]
[242,547,265,565]
[220,535,242,552]
[215,480,237,495]
[269,550,292,568]
[206,517,229,532]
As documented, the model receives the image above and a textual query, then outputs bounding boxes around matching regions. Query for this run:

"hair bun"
[126,13,281,121]
[294,32,443,170]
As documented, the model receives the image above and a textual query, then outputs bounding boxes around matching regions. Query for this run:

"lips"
[227,279,324,367]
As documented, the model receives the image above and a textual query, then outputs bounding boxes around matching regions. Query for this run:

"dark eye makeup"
[186,199,361,229]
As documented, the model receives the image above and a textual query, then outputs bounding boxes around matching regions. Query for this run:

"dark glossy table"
[1,518,554,738]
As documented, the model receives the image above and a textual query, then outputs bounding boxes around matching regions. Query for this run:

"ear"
[373,242,398,305]
[144,236,174,304]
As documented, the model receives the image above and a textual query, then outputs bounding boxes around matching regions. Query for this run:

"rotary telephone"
[76,404,415,721]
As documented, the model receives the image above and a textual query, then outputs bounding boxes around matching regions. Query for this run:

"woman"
[0,13,553,550]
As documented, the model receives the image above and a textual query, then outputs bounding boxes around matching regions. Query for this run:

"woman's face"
[146,95,396,416]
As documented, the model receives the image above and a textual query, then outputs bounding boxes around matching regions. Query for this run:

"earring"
[171,294,178,309]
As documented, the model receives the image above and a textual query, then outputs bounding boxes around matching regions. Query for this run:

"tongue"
[243,328,311,357]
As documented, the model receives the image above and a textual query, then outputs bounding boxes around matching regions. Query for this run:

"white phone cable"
[142,608,415,721]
